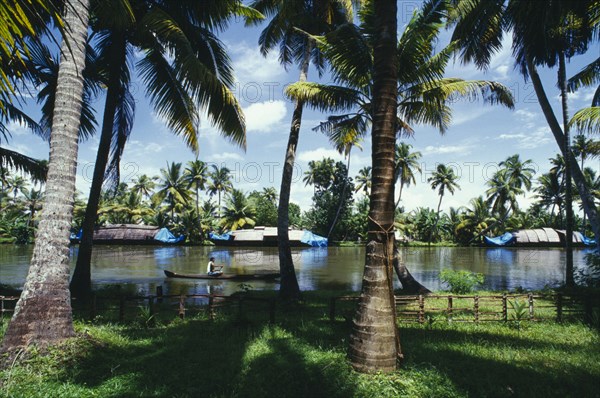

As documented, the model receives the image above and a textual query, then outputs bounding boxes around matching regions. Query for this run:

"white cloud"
[297,147,345,162]
[451,108,493,126]
[209,152,244,161]
[228,41,285,88]
[515,109,537,121]
[6,121,31,136]
[496,127,553,149]
[421,144,474,156]
[244,100,287,133]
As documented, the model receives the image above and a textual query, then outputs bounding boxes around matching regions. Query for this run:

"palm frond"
[285,82,361,113]
[569,107,600,135]
[0,146,47,182]
[567,57,600,93]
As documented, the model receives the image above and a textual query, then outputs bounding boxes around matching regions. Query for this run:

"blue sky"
[5,3,599,214]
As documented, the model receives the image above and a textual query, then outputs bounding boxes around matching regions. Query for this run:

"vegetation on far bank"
[0,290,598,398]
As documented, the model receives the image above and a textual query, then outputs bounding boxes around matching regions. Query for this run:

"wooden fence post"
[179,295,186,320]
[474,296,479,323]
[528,293,534,320]
[418,295,425,324]
[156,286,163,303]
[119,296,125,322]
[502,294,507,322]
[447,295,453,322]
[556,293,563,323]
[149,296,155,326]
[329,297,336,322]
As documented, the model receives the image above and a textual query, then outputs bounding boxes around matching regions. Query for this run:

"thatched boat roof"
[93,224,159,242]
[513,228,584,245]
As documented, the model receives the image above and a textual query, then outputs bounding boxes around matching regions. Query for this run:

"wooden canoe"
[164,270,280,281]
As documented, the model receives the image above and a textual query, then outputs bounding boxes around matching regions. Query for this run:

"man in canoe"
[207,257,223,276]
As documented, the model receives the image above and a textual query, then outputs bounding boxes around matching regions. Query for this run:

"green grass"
[1,292,599,398]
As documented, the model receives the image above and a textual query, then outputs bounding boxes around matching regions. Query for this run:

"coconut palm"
[220,189,257,231]
[5,175,29,201]
[184,160,209,216]
[354,166,371,196]
[394,143,422,208]
[286,0,514,150]
[429,164,461,217]
[535,172,565,225]
[153,162,192,221]
[450,0,599,285]
[499,154,536,191]
[348,0,400,374]
[131,174,157,202]
[1,0,90,352]
[261,187,278,203]
[250,0,353,300]
[485,170,524,219]
[71,0,254,297]
[207,165,233,218]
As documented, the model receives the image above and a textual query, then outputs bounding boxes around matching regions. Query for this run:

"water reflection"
[0,244,591,295]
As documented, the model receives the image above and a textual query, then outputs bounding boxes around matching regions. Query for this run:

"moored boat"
[209,226,327,247]
[70,224,185,245]
[163,269,280,281]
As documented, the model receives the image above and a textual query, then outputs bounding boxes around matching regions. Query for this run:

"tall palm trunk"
[1,0,89,352]
[526,56,600,247]
[559,52,574,286]
[349,0,399,373]
[71,36,127,298]
[394,181,404,209]
[327,150,351,239]
[277,42,313,301]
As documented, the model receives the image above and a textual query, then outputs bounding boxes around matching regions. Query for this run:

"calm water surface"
[0,245,591,295]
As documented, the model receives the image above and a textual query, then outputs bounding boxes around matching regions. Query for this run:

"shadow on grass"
[67,313,357,398]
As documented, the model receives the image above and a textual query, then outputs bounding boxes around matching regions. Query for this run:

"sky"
[4,2,599,215]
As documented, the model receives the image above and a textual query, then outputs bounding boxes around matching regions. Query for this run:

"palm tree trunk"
[277,41,313,301]
[559,52,574,287]
[349,0,400,373]
[394,181,404,209]
[393,246,430,294]
[327,150,351,239]
[1,0,89,352]
[526,56,600,248]
[71,36,127,299]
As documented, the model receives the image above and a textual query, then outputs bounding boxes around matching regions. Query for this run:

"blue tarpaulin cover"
[154,228,185,244]
[484,232,516,247]
[70,229,83,241]
[208,232,233,241]
[301,230,328,247]
[574,231,596,246]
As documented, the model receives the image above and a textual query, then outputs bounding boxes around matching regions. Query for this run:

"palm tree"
[219,189,257,231]
[349,0,399,374]
[286,1,515,151]
[261,187,278,203]
[5,175,29,201]
[184,160,209,216]
[450,0,599,285]
[354,166,372,196]
[499,154,536,191]
[250,0,352,301]
[1,0,90,352]
[485,170,524,219]
[71,0,252,297]
[131,174,157,202]
[153,162,192,221]
[394,143,422,208]
[535,172,565,225]
[429,164,461,217]
[207,165,233,218]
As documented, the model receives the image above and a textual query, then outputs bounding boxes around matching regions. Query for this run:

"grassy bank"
[1,292,599,398]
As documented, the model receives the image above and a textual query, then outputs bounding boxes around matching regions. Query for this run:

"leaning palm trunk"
[277,42,313,301]
[393,246,430,294]
[71,37,127,298]
[349,0,400,373]
[1,0,89,352]
[526,57,600,249]
[558,52,575,286]
[327,150,351,239]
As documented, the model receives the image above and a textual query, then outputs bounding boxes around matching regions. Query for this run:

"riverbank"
[1,291,598,397]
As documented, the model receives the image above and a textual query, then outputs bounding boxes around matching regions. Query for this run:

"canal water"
[0,245,592,296]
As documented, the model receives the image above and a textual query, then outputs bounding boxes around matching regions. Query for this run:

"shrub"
[439,269,484,294]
